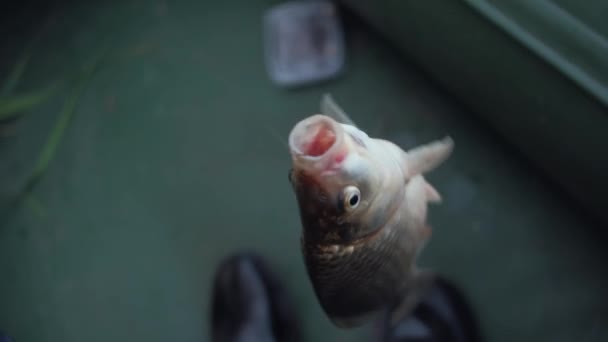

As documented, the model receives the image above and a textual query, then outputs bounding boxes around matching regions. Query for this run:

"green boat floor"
[0,1,606,341]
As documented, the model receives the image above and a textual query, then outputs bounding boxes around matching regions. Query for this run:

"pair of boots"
[211,252,481,342]
[0,252,480,342]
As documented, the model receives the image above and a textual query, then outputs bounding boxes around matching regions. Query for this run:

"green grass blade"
[0,62,112,121]
[0,39,146,122]
[0,53,32,98]
[0,25,44,98]
[22,54,105,193]
[0,83,63,120]
[23,81,87,192]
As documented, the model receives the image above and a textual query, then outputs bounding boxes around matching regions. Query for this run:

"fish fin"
[404,136,454,178]
[422,224,432,240]
[405,176,438,227]
[320,93,357,127]
[425,183,442,203]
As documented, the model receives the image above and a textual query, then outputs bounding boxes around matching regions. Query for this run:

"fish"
[287,94,454,328]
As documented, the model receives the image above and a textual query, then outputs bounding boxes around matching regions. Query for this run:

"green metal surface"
[341,0,608,226]
[0,1,606,342]
[464,0,608,107]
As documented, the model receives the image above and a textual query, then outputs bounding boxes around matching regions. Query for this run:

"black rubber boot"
[378,276,482,342]
[209,252,301,342]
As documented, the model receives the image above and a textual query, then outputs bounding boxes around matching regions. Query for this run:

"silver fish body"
[288,96,453,328]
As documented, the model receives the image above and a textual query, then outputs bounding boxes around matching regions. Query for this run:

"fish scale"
[301,213,418,325]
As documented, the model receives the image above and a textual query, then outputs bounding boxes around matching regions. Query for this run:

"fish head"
[288,115,399,244]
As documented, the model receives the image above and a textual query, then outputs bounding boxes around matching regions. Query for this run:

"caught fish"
[287,94,453,328]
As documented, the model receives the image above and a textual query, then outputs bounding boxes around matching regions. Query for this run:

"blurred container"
[263,0,346,87]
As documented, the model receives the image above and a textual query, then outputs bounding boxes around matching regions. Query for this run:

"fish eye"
[343,186,361,211]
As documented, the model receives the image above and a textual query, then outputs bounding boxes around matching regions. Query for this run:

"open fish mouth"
[288,114,346,167]
[289,115,342,157]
